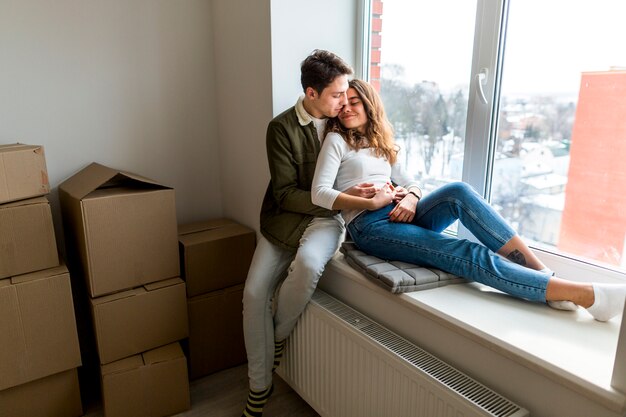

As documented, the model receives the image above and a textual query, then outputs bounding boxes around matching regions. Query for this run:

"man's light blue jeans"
[347,182,551,302]
[242,215,345,391]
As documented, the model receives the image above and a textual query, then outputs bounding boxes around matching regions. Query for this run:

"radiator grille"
[280,290,529,417]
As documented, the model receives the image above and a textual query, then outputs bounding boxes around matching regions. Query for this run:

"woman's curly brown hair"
[325,79,398,164]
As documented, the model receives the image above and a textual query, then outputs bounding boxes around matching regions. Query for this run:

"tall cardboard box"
[178,219,255,296]
[0,196,59,279]
[185,284,246,379]
[0,368,82,417]
[59,162,180,297]
[91,278,188,364]
[0,265,82,391]
[0,143,50,204]
[101,343,190,417]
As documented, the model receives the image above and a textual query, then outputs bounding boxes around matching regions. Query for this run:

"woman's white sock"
[547,300,578,311]
[586,284,626,322]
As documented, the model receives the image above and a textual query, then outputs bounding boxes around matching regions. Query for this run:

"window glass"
[369,0,477,195]
[492,0,626,270]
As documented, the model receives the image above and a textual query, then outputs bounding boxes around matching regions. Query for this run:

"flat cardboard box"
[101,342,190,417]
[91,277,189,364]
[178,219,256,296]
[0,265,81,391]
[59,162,180,297]
[0,196,59,279]
[0,368,82,417]
[185,284,246,379]
[0,143,50,204]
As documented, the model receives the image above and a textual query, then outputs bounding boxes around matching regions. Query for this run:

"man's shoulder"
[269,106,297,126]
[267,106,311,142]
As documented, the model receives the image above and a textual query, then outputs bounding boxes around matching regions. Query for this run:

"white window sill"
[318,254,626,414]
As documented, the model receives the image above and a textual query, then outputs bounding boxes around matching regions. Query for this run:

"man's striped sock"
[242,384,274,417]
[272,339,286,372]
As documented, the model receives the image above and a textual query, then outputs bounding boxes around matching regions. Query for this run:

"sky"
[379,0,626,97]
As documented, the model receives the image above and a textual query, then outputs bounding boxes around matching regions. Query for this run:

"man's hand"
[389,192,419,223]
[344,182,377,199]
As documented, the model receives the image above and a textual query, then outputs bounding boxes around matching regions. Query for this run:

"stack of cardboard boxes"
[178,219,256,379]
[0,144,83,417]
[59,162,190,417]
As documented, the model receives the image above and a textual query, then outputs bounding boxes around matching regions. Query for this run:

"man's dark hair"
[300,49,353,94]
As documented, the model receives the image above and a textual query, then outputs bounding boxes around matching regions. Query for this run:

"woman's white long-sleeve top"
[312,132,421,225]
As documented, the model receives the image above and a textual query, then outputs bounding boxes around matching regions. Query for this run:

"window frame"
[357,0,626,283]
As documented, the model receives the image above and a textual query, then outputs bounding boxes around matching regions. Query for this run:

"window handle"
[475,68,489,104]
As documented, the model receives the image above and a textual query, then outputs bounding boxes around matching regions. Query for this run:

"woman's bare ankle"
[546,278,594,308]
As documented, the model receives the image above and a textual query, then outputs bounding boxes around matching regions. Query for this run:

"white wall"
[211,0,273,231]
[270,0,359,117]
[0,0,222,248]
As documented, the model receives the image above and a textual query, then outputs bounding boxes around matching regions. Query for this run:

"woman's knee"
[444,181,476,197]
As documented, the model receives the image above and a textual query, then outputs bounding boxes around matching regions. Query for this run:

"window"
[366,0,477,194]
[493,0,626,272]
[363,0,626,279]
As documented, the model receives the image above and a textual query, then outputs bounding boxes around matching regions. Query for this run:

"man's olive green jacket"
[260,104,337,251]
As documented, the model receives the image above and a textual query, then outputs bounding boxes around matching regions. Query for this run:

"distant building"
[370,1,383,92]
[559,70,626,267]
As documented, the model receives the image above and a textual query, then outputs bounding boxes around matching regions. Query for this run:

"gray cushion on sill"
[339,241,467,294]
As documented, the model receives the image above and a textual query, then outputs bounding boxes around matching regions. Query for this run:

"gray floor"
[83,363,320,417]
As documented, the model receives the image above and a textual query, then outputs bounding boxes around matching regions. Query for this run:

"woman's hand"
[392,186,408,202]
[388,192,419,223]
[369,183,395,210]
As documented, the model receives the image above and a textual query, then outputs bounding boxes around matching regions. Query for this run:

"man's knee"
[242,283,264,310]
[288,252,327,284]
[243,269,277,308]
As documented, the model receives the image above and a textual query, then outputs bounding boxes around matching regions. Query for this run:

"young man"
[241,50,355,417]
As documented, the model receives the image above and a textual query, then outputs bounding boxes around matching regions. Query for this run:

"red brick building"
[370,0,383,91]
[558,70,626,267]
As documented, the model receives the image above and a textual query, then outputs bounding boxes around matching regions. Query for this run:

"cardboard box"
[185,284,246,379]
[0,196,59,279]
[178,219,255,296]
[101,343,190,417]
[0,143,50,204]
[91,277,189,364]
[0,265,81,391]
[0,368,82,417]
[59,162,180,297]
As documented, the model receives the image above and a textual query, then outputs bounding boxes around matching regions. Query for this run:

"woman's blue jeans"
[347,182,550,302]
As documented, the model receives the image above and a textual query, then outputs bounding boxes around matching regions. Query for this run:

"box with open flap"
[59,162,180,297]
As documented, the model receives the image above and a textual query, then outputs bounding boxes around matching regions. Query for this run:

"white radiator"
[278,290,529,417]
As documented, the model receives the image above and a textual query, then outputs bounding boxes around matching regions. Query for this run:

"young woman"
[312,79,626,322]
